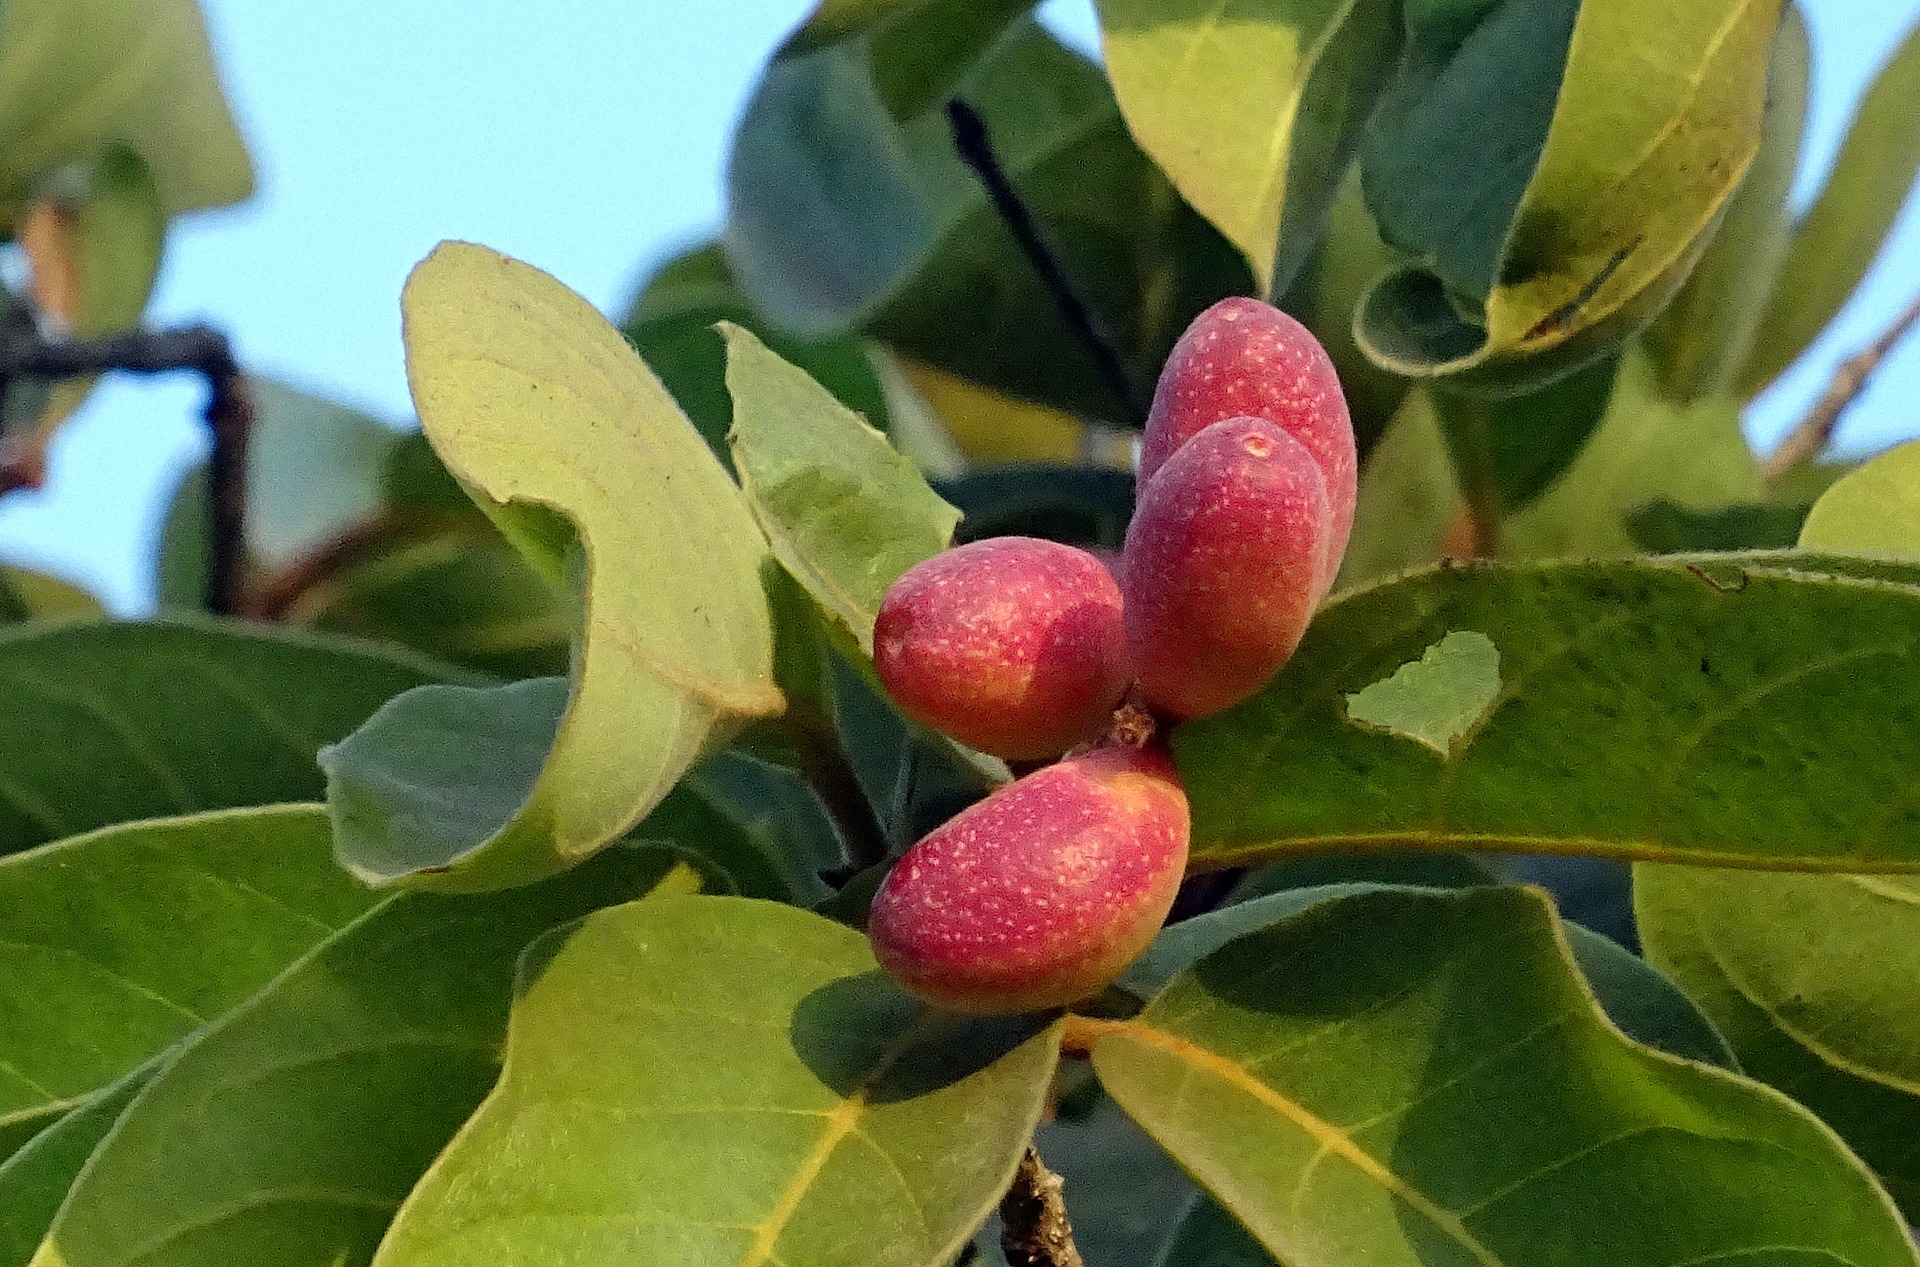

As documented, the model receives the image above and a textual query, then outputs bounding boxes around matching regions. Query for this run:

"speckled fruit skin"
[1123,415,1329,721]
[1139,296,1354,598]
[874,537,1130,760]
[868,743,1190,1014]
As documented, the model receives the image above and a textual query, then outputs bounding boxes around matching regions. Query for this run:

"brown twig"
[946,98,1148,426]
[999,1147,1084,1267]
[0,318,254,613]
[1764,289,1920,483]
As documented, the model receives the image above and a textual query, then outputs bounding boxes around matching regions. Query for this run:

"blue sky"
[2,0,1917,612]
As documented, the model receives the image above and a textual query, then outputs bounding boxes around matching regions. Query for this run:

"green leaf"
[1123,883,1734,1066]
[0,619,456,859]
[1093,0,1401,295]
[24,846,698,1267]
[1358,0,1784,389]
[1504,348,1763,559]
[1333,389,1462,591]
[724,323,959,651]
[1625,499,1812,553]
[1644,7,1810,403]
[0,806,376,1160]
[1737,15,1920,397]
[331,243,782,892]
[1157,1198,1272,1267]
[1638,867,1920,1217]
[1342,630,1501,757]
[621,242,892,458]
[1799,438,1920,560]
[0,1067,152,1266]
[0,566,100,624]
[641,750,848,904]
[0,0,253,215]
[287,527,570,680]
[1429,351,1621,518]
[1177,552,1920,871]
[728,19,1251,423]
[1089,885,1914,1267]
[369,896,1062,1267]
[779,0,1037,120]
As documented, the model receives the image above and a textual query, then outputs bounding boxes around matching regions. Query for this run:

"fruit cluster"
[867,298,1356,1014]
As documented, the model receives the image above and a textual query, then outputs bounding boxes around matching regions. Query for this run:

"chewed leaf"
[1344,630,1501,755]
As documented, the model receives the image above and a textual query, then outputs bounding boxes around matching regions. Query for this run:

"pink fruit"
[868,743,1190,1014]
[1123,416,1329,720]
[1139,297,1354,597]
[875,537,1130,760]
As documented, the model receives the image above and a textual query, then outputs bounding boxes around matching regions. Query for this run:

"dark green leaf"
[25,847,699,1267]
[640,750,848,904]
[1093,0,1401,295]
[1737,15,1920,397]
[1157,1197,1273,1267]
[369,897,1062,1267]
[1358,0,1784,389]
[1626,499,1811,553]
[0,1066,152,1266]
[940,465,1135,551]
[724,323,958,651]
[1430,352,1621,516]
[0,806,376,1160]
[621,242,892,457]
[727,19,1251,423]
[1178,553,1920,871]
[1090,886,1913,1267]
[0,619,455,859]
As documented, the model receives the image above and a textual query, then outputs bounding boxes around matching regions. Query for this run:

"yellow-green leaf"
[324,244,782,892]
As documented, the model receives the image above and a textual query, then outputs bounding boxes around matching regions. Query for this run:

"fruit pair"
[867,298,1355,1014]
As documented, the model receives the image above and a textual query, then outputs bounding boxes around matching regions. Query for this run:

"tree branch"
[0,317,254,614]
[999,1146,1084,1267]
[1765,289,1920,484]
[946,98,1148,426]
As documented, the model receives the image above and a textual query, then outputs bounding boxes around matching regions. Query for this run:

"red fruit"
[868,744,1190,1014]
[875,537,1130,760]
[1123,416,1329,721]
[1140,297,1354,598]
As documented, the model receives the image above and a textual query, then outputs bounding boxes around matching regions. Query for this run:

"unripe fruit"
[1140,297,1354,598]
[1123,416,1329,720]
[868,743,1189,1014]
[875,537,1129,760]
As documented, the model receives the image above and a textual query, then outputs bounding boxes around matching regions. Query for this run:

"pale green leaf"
[1799,438,1920,560]
[371,897,1062,1267]
[0,1067,152,1266]
[724,322,959,650]
[0,567,100,624]
[1343,631,1501,756]
[0,806,376,1160]
[1090,886,1915,1267]
[1094,0,1400,294]
[328,244,782,891]
[0,0,253,214]
[25,847,698,1267]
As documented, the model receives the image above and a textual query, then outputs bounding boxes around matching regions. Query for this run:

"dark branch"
[1765,289,1920,483]
[0,317,254,614]
[999,1146,1084,1267]
[946,98,1148,426]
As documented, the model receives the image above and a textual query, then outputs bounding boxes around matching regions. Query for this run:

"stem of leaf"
[1430,388,1506,558]
[0,311,254,613]
[945,97,1149,426]
[783,702,892,872]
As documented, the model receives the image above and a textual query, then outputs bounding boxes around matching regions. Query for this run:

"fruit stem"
[999,1146,1086,1267]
